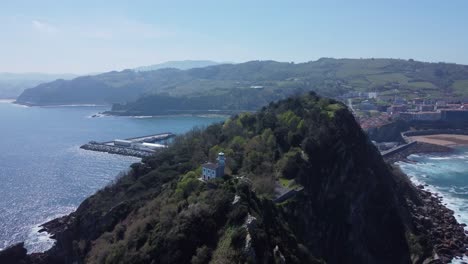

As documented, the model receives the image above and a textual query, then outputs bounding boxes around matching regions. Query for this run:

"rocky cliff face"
[367,120,409,143]
[283,108,412,263]
[2,92,464,264]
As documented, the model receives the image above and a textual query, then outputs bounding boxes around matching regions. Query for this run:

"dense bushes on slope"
[9,92,442,264]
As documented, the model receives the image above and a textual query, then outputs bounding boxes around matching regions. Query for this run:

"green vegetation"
[278,177,292,188]
[63,92,348,263]
[451,79,468,97]
[16,58,468,110]
[31,92,435,264]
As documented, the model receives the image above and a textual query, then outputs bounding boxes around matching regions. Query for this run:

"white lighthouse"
[217,152,225,167]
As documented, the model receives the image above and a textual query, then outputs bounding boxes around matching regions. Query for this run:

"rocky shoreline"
[386,142,468,263]
[409,185,468,263]
[0,215,73,264]
[383,142,453,164]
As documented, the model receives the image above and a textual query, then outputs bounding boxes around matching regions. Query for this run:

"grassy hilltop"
[16,58,468,112]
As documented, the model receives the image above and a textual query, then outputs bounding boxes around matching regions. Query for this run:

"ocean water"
[398,147,468,263]
[0,101,225,252]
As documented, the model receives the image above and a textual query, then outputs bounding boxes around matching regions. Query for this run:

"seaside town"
[338,91,468,130]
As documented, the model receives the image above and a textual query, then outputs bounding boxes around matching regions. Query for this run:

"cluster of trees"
[37,91,428,264]
[61,92,345,263]
[109,86,307,115]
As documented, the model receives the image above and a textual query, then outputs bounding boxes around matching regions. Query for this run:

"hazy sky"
[1,0,468,74]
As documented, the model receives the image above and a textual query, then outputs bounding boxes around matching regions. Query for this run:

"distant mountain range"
[15,58,468,113]
[134,60,222,72]
[0,73,77,99]
[0,61,222,99]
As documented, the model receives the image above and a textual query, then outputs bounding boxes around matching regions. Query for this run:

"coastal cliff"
[2,92,466,264]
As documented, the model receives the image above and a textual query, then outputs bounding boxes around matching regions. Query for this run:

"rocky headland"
[2,92,468,264]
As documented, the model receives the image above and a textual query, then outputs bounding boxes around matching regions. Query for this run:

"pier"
[81,132,175,158]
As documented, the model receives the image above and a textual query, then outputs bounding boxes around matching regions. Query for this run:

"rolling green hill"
[16,58,468,110]
[0,72,77,99]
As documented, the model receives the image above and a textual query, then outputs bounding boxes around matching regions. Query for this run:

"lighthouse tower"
[216,152,225,175]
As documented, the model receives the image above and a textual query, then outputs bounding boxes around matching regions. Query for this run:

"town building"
[399,111,441,121]
[441,110,468,122]
[202,152,226,180]
[412,98,424,105]
[447,104,462,109]
[393,97,406,105]
[436,100,447,108]
[367,92,378,99]
[358,100,377,111]
[387,105,408,116]
[417,104,435,112]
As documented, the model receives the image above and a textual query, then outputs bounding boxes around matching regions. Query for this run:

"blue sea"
[0,100,225,252]
[398,147,468,263]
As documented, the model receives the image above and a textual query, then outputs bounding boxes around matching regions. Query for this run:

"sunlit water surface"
[0,101,225,252]
[398,146,468,263]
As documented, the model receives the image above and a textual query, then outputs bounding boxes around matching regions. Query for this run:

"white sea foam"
[428,156,453,160]
[432,155,468,160]
[22,207,77,253]
[451,255,468,264]
[41,104,107,107]
[0,104,225,253]
[399,154,468,262]
[402,169,468,230]
[87,113,107,118]
[131,115,154,119]
[24,225,56,253]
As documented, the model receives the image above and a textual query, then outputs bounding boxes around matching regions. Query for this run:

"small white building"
[202,152,225,180]
[367,92,378,99]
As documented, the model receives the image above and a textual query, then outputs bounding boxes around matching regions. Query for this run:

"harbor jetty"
[380,129,465,163]
[81,132,175,158]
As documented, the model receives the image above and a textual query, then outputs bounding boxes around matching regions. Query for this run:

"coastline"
[408,183,468,263]
[103,109,249,118]
[383,142,453,164]
[12,101,109,107]
[91,112,232,119]
[408,134,468,147]
[9,102,233,118]
[388,136,468,262]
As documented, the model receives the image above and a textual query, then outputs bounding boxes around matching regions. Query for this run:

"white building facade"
[202,152,225,180]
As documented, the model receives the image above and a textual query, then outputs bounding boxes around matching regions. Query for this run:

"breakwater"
[81,132,175,158]
[381,129,465,163]
[381,141,416,158]
[381,129,468,163]
[124,132,174,143]
[383,142,452,164]
[81,143,155,158]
